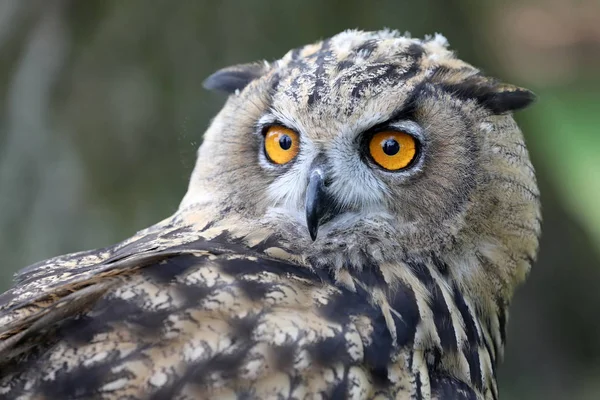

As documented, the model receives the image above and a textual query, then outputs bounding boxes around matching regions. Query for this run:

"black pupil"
[279,134,293,150]
[382,139,400,156]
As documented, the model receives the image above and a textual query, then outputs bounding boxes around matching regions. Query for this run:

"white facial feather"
[263,108,395,221]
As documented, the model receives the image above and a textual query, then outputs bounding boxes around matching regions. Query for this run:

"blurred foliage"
[0,0,598,399]
[531,87,600,251]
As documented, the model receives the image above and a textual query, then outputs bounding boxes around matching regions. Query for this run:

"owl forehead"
[266,30,471,140]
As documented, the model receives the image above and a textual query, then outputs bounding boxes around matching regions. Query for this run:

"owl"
[0,30,540,399]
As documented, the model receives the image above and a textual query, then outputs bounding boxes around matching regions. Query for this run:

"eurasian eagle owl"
[0,30,540,399]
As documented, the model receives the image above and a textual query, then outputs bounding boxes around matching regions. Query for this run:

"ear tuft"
[439,77,536,114]
[203,62,269,94]
[474,83,536,114]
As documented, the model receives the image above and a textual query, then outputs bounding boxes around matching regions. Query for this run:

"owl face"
[183,30,539,269]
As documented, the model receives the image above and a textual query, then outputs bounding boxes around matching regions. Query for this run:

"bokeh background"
[0,1,598,398]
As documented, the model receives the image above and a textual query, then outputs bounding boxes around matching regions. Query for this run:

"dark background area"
[0,1,598,398]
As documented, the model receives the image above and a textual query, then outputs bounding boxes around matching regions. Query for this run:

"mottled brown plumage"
[0,30,540,399]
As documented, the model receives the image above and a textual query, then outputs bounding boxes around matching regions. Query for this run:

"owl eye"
[264,125,300,164]
[369,130,418,171]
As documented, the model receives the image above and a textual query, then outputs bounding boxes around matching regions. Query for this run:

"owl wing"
[0,217,374,399]
[0,215,480,400]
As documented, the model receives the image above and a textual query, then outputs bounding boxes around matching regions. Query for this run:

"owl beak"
[305,169,335,241]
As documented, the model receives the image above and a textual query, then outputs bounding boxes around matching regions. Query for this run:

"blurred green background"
[0,0,598,398]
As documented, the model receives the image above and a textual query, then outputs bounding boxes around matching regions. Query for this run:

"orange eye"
[369,130,418,171]
[264,125,300,164]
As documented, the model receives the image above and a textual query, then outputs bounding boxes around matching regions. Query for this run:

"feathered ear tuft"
[203,62,270,94]
[468,81,536,114]
[439,76,536,114]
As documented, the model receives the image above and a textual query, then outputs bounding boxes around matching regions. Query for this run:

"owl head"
[181,30,540,301]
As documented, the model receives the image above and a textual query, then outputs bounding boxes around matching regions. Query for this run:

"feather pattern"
[0,29,540,400]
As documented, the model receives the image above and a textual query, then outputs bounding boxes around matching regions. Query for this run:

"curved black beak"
[305,169,334,241]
